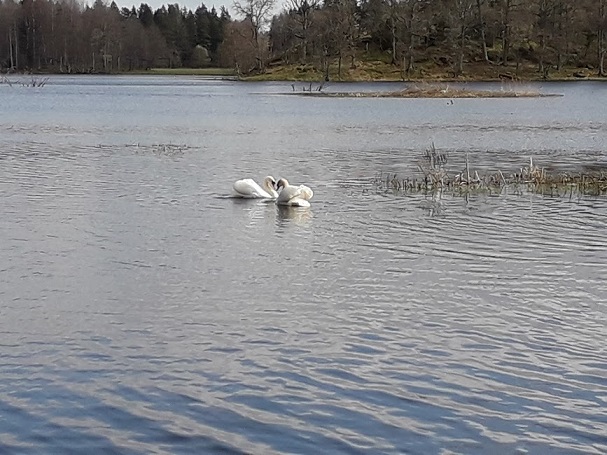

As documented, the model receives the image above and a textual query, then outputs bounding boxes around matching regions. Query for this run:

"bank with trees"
[0,0,605,80]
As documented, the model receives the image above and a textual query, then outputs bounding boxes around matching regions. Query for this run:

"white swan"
[275,178,314,207]
[232,176,278,199]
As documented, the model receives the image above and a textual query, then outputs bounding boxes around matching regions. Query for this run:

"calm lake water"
[1,75,606,454]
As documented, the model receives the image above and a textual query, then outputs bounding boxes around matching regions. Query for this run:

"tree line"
[261,0,607,78]
[1,0,606,78]
[0,0,230,72]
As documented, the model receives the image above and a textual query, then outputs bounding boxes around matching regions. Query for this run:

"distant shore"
[242,60,607,84]
[8,64,607,84]
[137,65,607,83]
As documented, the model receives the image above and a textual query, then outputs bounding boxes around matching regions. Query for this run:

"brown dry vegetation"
[372,148,607,198]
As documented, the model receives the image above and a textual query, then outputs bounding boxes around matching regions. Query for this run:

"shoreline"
[5,64,607,83]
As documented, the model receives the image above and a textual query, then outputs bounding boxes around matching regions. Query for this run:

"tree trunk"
[253,28,263,72]
[456,24,465,75]
[406,50,413,76]
[538,34,545,75]
[9,30,14,69]
[404,8,415,77]
[32,12,37,69]
[14,22,19,70]
[501,0,511,65]
[476,0,489,63]
[64,37,69,73]
[301,12,309,63]
[390,17,397,65]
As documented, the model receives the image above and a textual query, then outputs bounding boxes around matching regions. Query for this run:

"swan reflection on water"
[227,197,312,227]
[276,204,313,223]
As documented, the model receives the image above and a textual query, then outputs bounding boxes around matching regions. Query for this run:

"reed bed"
[372,145,607,197]
[1,74,49,88]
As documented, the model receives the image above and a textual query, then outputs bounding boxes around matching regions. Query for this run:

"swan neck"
[264,180,278,198]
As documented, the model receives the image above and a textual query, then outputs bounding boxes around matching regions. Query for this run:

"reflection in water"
[0,76,606,455]
[276,205,313,224]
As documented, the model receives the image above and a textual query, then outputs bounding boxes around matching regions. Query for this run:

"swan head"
[263,176,277,189]
[275,178,289,191]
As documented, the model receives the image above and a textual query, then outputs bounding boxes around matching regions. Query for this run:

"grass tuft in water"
[371,144,607,198]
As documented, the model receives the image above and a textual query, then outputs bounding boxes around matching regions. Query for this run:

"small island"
[293,84,560,98]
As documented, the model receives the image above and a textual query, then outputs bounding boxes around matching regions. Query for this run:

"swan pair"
[232,176,313,207]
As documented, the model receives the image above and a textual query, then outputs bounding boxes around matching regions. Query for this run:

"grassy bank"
[246,56,607,83]
[24,59,605,83]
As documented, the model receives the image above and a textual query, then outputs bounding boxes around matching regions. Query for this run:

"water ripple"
[1,78,607,454]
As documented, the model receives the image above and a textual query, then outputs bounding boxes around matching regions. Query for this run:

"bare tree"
[233,0,276,71]
[287,0,320,63]
[552,1,571,70]
[219,19,260,74]
[498,0,525,65]
[475,0,490,62]
[534,0,554,77]
[386,0,401,65]
[310,5,343,81]
[268,12,298,63]
[0,0,21,70]
[400,0,428,77]
[452,0,475,76]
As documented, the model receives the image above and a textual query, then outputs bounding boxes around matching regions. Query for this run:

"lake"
[1,75,606,454]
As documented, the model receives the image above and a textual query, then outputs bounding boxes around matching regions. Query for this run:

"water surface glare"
[1,76,606,454]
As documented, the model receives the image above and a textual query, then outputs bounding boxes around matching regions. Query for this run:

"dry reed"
[372,145,607,197]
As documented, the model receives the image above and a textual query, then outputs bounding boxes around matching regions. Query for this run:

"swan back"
[299,186,313,200]
[276,178,314,206]
[233,176,277,199]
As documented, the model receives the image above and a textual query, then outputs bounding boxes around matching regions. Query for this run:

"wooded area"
[0,0,230,71]
[1,0,606,79]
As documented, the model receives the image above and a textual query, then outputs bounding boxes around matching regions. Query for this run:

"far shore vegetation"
[1,0,607,85]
